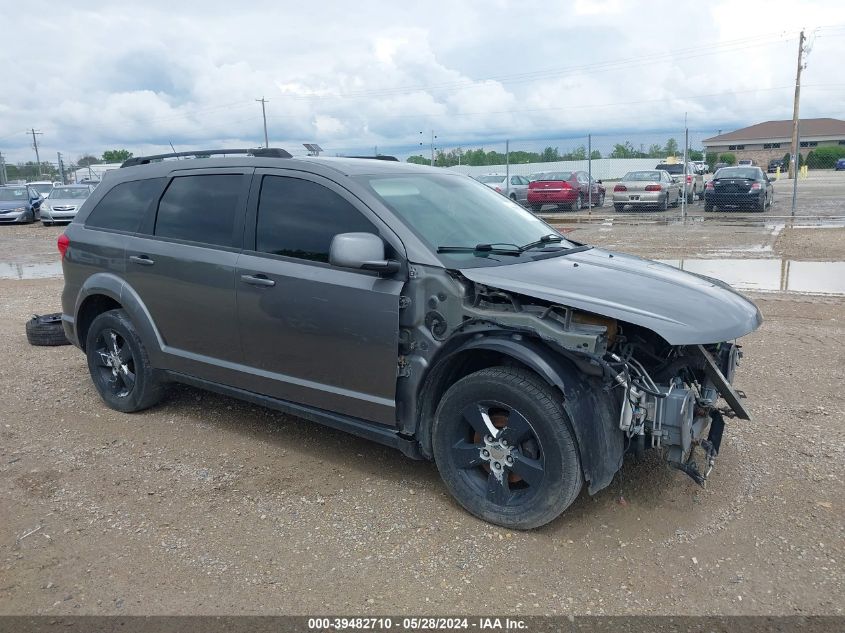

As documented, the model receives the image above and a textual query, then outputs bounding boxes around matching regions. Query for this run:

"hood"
[0,201,26,210]
[460,248,762,345]
[45,198,80,207]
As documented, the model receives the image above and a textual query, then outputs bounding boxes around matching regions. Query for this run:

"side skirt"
[164,371,424,460]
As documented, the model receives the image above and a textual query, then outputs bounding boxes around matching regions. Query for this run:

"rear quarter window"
[85,178,165,232]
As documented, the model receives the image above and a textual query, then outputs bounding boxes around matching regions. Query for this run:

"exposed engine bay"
[406,275,750,487]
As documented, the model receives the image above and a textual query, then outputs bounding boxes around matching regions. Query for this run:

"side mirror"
[329,232,399,274]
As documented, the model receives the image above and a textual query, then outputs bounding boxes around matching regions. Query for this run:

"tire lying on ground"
[26,313,70,346]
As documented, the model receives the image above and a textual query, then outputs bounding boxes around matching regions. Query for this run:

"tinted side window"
[155,175,244,247]
[85,178,164,232]
[256,176,377,263]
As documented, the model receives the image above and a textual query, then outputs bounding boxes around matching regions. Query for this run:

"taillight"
[614,184,627,192]
[750,182,762,190]
[494,186,502,192]
[57,233,69,259]
[644,184,662,191]
[705,181,714,190]
[686,175,692,183]
[561,182,572,189]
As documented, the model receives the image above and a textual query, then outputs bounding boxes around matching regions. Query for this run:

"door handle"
[129,255,155,266]
[240,274,275,287]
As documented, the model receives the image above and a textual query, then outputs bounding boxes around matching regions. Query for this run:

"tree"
[406,155,428,165]
[102,149,133,163]
[705,152,718,170]
[569,145,587,160]
[664,138,679,156]
[540,147,560,162]
[647,144,664,158]
[610,142,636,159]
[718,153,736,165]
[806,145,845,169]
[590,150,601,159]
[77,155,100,167]
[688,149,704,161]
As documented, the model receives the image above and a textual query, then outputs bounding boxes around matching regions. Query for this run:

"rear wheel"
[597,192,605,207]
[756,193,766,212]
[671,190,680,207]
[530,204,542,213]
[85,309,163,413]
[509,193,517,202]
[432,367,583,530]
[704,201,714,212]
[660,193,669,211]
[613,203,625,212]
[686,189,694,204]
[573,194,583,211]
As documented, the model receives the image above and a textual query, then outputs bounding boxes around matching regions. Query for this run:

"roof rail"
[121,147,292,167]
[345,155,400,162]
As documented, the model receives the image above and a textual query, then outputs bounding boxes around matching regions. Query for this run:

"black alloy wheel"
[432,367,582,529]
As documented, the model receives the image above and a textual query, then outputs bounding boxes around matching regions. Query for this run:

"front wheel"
[596,192,605,207]
[85,309,164,413]
[432,367,583,529]
[530,204,542,213]
[573,194,583,211]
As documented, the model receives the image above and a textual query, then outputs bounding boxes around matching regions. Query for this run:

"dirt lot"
[1,191,843,616]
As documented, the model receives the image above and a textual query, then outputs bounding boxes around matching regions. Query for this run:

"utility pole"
[0,152,7,185]
[587,134,592,212]
[430,130,437,167]
[256,97,269,148]
[788,30,806,180]
[57,152,65,184]
[30,129,43,177]
[505,140,510,195]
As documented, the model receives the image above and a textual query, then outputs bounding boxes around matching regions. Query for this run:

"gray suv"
[60,148,761,529]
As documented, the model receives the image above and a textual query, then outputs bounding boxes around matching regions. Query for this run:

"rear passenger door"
[122,168,252,381]
[235,170,405,426]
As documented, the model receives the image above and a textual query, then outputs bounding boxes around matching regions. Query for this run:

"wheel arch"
[74,273,164,363]
[413,334,624,495]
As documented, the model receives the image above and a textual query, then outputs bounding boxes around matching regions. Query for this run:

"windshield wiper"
[518,233,564,251]
[437,243,523,256]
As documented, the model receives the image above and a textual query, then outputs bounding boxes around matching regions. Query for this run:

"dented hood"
[460,248,762,345]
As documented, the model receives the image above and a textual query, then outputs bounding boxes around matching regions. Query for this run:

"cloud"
[1,0,844,163]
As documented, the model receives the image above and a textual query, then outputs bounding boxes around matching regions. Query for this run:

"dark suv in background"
[59,148,760,529]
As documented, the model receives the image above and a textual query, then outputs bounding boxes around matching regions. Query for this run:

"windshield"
[623,171,662,181]
[30,183,52,195]
[477,175,505,184]
[656,164,684,174]
[0,188,29,202]
[354,173,574,268]
[715,167,760,179]
[537,172,572,181]
[50,187,91,199]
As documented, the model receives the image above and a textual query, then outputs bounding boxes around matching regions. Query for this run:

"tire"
[756,194,766,212]
[26,313,70,346]
[530,204,542,213]
[613,203,625,212]
[671,190,680,208]
[432,366,583,530]
[686,189,694,204]
[509,193,517,202]
[574,194,583,211]
[85,309,163,413]
[704,202,714,212]
[42,220,52,227]
[660,193,669,211]
[597,192,605,207]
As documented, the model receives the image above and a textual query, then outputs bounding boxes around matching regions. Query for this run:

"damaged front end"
[448,281,752,488]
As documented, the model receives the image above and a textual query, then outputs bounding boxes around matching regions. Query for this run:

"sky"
[1,0,844,165]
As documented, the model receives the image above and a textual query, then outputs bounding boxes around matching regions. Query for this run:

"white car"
[28,180,55,199]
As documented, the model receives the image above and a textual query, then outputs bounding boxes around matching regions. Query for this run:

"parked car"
[767,158,784,174]
[692,161,708,175]
[713,162,729,172]
[0,184,42,224]
[737,159,757,166]
[476,174,530,205]
[654,163,703,202]
[704,166,773,212]
[40,184,96,225]
[612,170,681,212]
[28,180,55,199]
[835,158,845,171]
[527,171,605,212]
[59,147,760,529]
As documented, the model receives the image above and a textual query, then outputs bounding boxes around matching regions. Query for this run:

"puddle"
[659,258,845,296]
[0,261,63,280]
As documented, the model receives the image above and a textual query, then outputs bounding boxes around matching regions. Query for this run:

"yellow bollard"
[775,165,780,180]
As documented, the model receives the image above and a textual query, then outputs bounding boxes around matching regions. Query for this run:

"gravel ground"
[0,198,843,616]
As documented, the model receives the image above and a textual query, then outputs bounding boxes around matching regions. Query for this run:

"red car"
[527,171,605,212]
